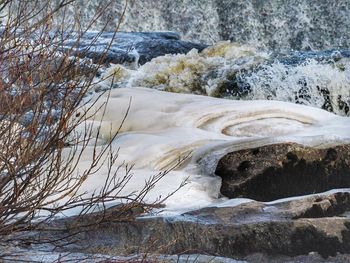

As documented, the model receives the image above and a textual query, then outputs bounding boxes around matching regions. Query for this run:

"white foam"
[244,58,350,116]
[101,42,269,96]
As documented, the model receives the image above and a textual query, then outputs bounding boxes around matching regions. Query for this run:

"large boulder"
[215,143,350,201]
[61,31,207,65]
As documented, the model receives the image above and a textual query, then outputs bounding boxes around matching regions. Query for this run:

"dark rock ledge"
[215,143,350,201]
[33,191,350,262]
[17,143,350,262]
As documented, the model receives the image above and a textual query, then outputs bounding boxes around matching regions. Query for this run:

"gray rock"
[215,143,350,201]
[34,191,350,260]
[61,31,207,65]
[14,144,350,261]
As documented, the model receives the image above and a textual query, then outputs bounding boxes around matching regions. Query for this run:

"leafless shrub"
[0,0,186,259]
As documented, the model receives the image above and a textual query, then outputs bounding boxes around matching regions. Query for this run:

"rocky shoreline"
[16,143,349,262]
[30,190,350,262]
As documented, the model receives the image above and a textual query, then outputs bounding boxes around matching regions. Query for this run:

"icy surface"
[61,86,350,216]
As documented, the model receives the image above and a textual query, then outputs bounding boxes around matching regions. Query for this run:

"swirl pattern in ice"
[68,87,350,215]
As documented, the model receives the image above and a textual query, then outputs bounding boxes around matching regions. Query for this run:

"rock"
[31,191,350,261]
[215,143,350,201]
[61,31,207,65]
[0,245,247,263]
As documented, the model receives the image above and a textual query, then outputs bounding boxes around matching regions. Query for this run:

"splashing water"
[101,41,268,96]
[102,42,350,116]
[242,57,350,116]
[24,0,350,51]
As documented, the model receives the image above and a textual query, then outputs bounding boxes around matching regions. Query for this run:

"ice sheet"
[62,87,350,216]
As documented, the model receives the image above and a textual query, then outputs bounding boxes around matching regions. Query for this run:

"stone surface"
[10,142,350,261]
[61,31,207,65]
[29,191,350,261]
[215,143,350,201]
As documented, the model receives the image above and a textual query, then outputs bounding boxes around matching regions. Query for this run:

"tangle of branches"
[0,0,184,259]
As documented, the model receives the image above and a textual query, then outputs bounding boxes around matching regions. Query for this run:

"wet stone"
[215,143,350,202]
[34,191,350,260]
[60,31,207,65]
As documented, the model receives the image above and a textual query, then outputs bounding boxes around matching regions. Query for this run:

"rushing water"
[62,0,350,51]
[8,0,350,51]
[102,42,350,116]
